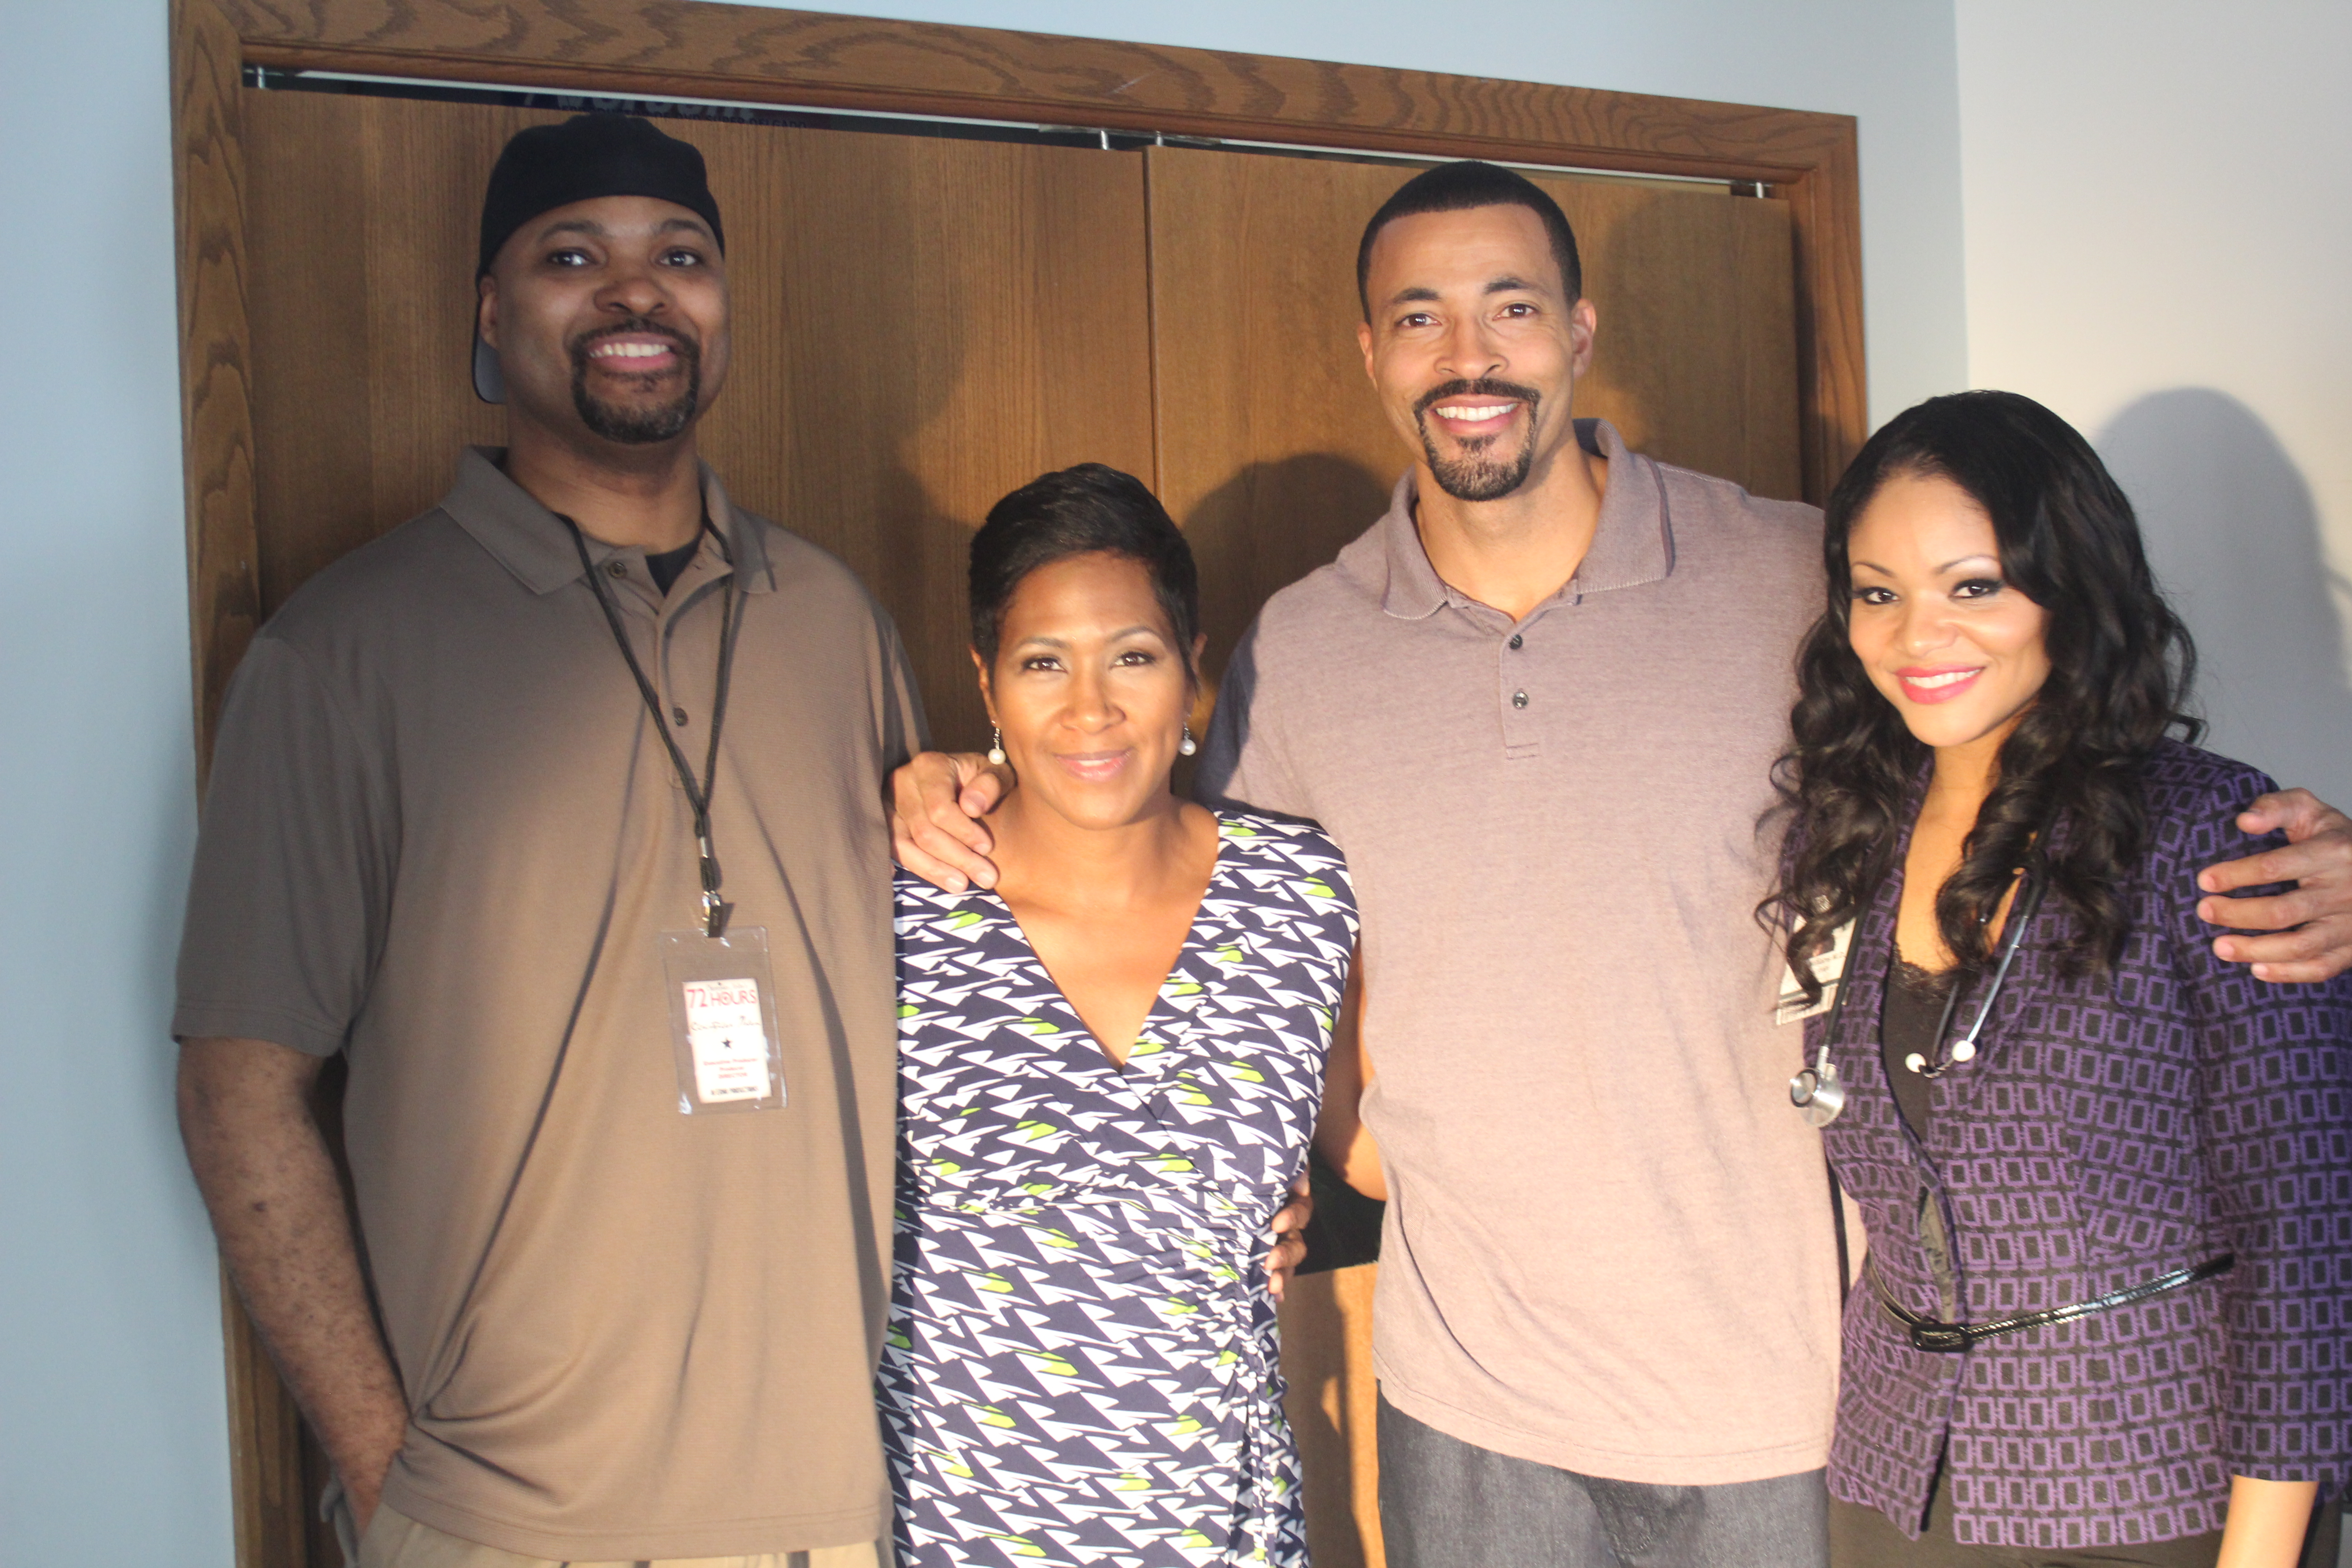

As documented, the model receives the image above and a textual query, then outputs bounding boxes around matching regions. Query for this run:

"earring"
[1179,725,1197,758]
[987,726,1007,766]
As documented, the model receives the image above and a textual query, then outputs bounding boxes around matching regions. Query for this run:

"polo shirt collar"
[1375,417,1674,620]
[443,446,776,596]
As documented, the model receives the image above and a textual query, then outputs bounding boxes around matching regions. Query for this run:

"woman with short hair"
[880,464,1358,1568]
[1766,391,2349,1567]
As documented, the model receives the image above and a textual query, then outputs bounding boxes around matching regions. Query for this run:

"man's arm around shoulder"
[179,1036,408,1534]
[2197,788,2352,984]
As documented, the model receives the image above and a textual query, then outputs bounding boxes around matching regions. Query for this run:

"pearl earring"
[1179,725,1197,758]
[987,726,1006,766]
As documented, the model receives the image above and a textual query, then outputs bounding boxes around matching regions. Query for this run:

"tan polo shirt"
[1197,419,1842,1485]
[175,450,924,1559]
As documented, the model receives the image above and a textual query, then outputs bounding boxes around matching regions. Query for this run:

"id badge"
[1774,919,1854,1026]
[659,927,786,1114]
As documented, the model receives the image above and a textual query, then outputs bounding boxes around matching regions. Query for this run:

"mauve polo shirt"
[1199,418,1842,1485]
[175,450,923,1559]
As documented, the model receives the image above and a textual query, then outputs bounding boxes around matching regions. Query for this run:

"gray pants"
[1378,1392,1829,1568]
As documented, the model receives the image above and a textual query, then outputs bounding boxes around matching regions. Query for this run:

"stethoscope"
[1789,866,2048,1129]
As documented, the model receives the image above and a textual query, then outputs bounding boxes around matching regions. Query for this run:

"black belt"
[1871,1254,2234,1353]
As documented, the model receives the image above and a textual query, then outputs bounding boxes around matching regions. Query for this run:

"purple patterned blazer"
[1812,740,2351,1550]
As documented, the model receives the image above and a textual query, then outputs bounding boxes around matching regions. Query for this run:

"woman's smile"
[1893,664,1985,704]
[1052,747,1134,783]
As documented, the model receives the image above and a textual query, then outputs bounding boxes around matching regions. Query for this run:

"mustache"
[1412,377,1542,420]
[567,315,699,368]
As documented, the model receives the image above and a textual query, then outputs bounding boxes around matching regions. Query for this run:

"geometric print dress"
[882,811,1358,1568]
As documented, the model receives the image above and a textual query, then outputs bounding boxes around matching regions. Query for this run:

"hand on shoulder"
[2195,785,2352,984]
[891,751,1013,893]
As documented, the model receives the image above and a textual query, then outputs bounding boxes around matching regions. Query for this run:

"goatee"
[1413,377,1542,502]
[570,319,702,445]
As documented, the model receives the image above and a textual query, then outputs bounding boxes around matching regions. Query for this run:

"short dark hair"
[1356,161,1583,318]
[969,464,1202,678]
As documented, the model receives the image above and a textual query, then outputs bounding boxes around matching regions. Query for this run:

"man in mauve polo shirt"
[176,116,921,1567]
[892,161,2352,1568]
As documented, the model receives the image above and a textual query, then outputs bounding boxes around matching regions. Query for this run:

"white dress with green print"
[882,812,1357,1568]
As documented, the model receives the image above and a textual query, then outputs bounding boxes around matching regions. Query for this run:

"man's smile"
[583,332,687,372]
[1412,378,1542,451]
[564,316,705,444]
[1429,398,1521,433]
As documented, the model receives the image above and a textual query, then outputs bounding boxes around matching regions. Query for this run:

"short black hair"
[969,464,1201,678]
[1356,161,1583,318]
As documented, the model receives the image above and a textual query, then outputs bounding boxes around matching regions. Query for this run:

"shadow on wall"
[1181,453,1393,696]
[1173,453,1392,801]
[2097,390,2352,805]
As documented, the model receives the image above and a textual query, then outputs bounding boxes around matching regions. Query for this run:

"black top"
[646,535,701,594]
[1879,954,1956,1139]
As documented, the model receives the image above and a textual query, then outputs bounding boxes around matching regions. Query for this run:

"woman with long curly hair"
[1764,391,2349,1567]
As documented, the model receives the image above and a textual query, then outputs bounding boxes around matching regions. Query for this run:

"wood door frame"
[170,2,1865,1560]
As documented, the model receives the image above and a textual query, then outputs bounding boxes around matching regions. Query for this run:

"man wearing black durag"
[175,114,922,1567]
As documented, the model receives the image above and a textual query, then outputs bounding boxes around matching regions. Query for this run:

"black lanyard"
[563,515,745,936]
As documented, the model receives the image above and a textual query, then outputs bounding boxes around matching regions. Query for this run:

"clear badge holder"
[1775,918,1855,1026]
[659,926,786,1114]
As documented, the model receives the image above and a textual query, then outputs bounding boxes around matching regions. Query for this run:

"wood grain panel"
[1148,145,1803,710]
[1145,150,1406,702]
[208,1,1863,500]
[1786,148,1867,500]
[699,118,1156,750]
[241,88,369,611]
[1567,176,1800,499]
[1279,1263,1385,1568]
[240,93,1156,748]
[245,90,516,610]
[1733,196,1805,495]
[222,0,1851,181]
[217,1274,309,1568]
[174,0,264,770]
[172,10,308,1568]
[244,92,500,612]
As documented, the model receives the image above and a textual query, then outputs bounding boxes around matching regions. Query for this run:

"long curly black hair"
[1764,390,2200,995]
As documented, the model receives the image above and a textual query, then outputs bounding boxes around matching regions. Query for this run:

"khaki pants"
[356,1504,890,1568]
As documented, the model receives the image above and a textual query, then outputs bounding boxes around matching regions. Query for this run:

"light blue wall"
[0,2,1963,1560]
[0,0,234,1563]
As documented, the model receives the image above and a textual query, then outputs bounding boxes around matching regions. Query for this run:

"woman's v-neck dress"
[882,812,1358,1568]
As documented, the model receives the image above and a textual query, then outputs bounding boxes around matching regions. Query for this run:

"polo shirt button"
[1512,691,1529,709]
[672,706,689,726]
[605,560,629,579]
[1508,634,1523,650]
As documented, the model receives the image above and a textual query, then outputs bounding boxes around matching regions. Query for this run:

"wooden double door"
[235,83,1805,1568]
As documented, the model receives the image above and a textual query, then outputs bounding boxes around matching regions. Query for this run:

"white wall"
[0,1,1965,1560]
[1958,0,2352,804]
